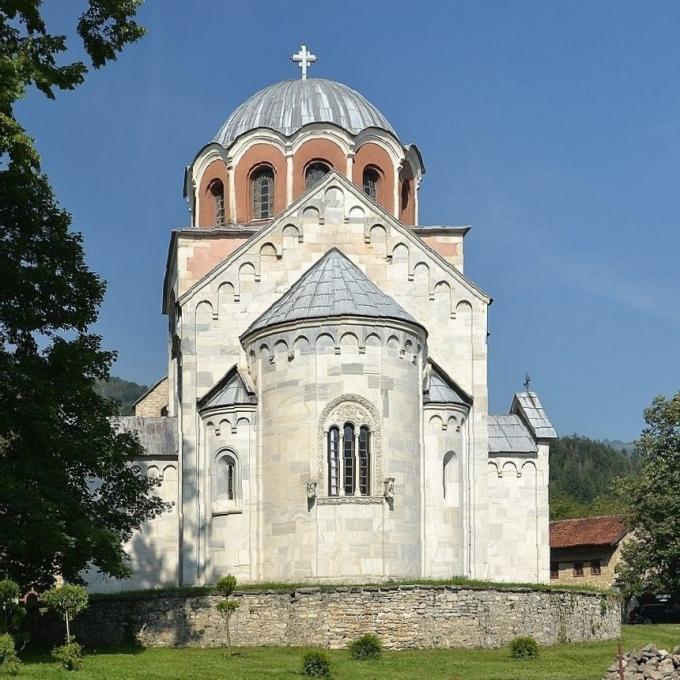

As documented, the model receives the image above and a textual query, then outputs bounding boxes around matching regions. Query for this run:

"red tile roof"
[550,516,628,549]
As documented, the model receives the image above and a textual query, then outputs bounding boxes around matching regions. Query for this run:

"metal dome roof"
[214,78,397,148]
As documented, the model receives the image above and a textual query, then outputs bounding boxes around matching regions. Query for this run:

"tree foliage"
[549,435,638,520]
[215,575,239,656]
[0,1,166,589]
[42,584,88,644]
[617,393,680,596]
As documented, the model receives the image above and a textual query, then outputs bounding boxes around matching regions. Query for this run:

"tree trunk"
[65,611,71,645]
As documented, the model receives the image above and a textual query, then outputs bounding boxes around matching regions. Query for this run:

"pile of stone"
[603,645,680,680]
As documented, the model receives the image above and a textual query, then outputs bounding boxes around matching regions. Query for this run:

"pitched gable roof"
[198,365,256,410]
[511,392,557,440]
[424,360,473,405]
[488,415,537,454]
[550,516,627,549]
[242,248,421,337]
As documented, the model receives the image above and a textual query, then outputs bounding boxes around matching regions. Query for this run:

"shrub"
[509,635,539,660]
[52,641,84,671]
[0,633,20,675]
[302,650,331,678]
[0,579,27,647]
[42,585,89,644]
[348,633,382,660]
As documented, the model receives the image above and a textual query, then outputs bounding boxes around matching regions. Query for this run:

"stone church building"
[89,47,556,592]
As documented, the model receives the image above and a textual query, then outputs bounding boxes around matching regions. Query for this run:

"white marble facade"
[87,68,556,592]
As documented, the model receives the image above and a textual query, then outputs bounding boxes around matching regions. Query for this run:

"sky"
[16,1,680,442]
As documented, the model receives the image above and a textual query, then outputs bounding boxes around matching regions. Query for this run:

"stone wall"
[35,585,620,650]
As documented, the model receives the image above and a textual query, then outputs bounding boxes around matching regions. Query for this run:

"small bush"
[52,641,84,671]
[302,650,331,678]
[0,633,20,675]
[509,635,539,660]
[348,633,382,660]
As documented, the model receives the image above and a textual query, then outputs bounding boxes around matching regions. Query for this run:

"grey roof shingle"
[511,392,557,440]
[214,78,397,148]
[242,249,420,337]
[424,361,473,405]
[111,416,178,458]
[488,415,537,455]
[198,365,257,410]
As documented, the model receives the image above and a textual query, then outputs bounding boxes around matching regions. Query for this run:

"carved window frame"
[317,394,384,505]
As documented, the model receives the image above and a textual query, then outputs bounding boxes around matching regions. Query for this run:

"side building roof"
[550,516,628,549]
[511,391,557,439]
[198,365,257,411]
[488,415,537,455]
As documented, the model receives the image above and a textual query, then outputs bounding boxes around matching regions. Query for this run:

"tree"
[0,1,166,588]
[215,575,240,656]
[617,393,680,595]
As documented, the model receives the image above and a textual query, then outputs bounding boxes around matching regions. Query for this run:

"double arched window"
[362,167,380,201]
[327,423,371,497]
[305,162,330,190]
[210,179,226,226]
[251,166,274,220]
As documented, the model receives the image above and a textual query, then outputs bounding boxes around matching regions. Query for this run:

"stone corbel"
[306,481,318,499]
[383,477,395,499]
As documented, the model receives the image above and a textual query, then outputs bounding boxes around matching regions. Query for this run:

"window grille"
[305,162,329,190]
[591,560,602,576]
[550,563,559,580]
[358,426,370,496]
[362,168,379,200]
[400,179,410,212]
[252,167,274,219]
[573,562,584,577]
[328,427,340,496]
[343,423,355,495]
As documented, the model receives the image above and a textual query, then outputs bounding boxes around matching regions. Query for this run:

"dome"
[214,78,397,148]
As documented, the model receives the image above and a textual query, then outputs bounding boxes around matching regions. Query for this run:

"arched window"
[358,426,370,496]
[213,451,239,512]
[305,162,330,190]
[251,166,274,219]
[343,423,355,495]
[400,179,410,212]
[210,179,226,226]
[362,168,380,201]
[443,451,457,500]
[328,427,340,496]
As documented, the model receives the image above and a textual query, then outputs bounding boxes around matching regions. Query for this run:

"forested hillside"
[95,377,148,415]
[549,435,638,520]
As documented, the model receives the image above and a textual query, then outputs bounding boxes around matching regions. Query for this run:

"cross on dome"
[291,44,317,80]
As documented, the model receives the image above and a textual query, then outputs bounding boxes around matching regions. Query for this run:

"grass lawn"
[13,625,680,680]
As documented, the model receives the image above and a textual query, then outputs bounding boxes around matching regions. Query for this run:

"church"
[88,46,556,592]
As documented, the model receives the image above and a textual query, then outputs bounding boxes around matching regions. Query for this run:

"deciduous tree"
[0,1,166,588]
[617,393,680,595]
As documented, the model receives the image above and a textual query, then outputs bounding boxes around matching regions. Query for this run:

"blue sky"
[17,1,680,441]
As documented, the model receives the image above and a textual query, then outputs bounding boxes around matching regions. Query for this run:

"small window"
[305,162,330,190]
[573,562,584,577]
[550,563,559,580]
[210,179,226,226]
[591,560,602,576]
[400,179,410,212]
[327,427,340,496]
[251,166,274,219]
[443,451,456,499]
[362,168,380,200]
[215,453,236,502]
[358,426,370,496]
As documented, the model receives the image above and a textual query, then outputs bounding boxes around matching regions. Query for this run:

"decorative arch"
[233,143,286,222]
[353,142,394,212]
[197,158,229,227]
[212,448,241,513]
[293,138,345,198]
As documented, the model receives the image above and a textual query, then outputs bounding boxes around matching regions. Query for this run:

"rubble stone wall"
[35,585,621,650]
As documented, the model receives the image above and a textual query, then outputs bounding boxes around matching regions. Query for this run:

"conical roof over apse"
[241,248,421,338]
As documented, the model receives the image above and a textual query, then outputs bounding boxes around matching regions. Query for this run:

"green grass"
[14,625,679,680]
